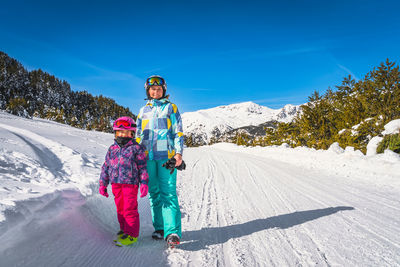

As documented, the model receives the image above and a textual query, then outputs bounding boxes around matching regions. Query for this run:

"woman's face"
[149,85,163,99]
[115,130,133,137]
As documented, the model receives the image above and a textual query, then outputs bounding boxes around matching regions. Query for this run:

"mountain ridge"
[182,101,301,146]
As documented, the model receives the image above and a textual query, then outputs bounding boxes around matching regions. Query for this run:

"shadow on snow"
[180,206,354,251]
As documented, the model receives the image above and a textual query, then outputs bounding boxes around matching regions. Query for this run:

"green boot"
[115,234,138,247]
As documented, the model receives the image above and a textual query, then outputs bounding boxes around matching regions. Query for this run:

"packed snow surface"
[0,111,399,266]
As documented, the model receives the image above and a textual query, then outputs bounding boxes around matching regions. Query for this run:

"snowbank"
[382,119,400,135]
[366,136,383,156]
[0,111,111,224]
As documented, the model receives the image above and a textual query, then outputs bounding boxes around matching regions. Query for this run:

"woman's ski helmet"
[113,116,137,131]
[144,75,167,99]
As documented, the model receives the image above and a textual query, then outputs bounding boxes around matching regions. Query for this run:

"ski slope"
[0,111,399,266]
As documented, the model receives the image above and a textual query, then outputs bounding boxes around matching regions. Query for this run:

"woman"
[135,75,184,247]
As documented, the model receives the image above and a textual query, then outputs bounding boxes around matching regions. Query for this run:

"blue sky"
[1,0,399,114]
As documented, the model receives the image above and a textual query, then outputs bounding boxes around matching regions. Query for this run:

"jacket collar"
[146,97,171,107]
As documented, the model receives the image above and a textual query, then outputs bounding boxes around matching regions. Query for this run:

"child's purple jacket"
[99,139,149,187]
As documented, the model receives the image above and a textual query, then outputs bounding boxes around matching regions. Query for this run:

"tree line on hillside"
[0,51,134,132]
[233,59,400,154]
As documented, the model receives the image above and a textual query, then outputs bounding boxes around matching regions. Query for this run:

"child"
[99,116,149,246]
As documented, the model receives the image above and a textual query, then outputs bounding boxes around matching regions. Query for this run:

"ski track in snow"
[0,115,399,266]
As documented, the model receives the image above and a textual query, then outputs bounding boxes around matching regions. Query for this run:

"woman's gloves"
[99,185,109,198]
[140,184,148,198]
[162,158,186,174]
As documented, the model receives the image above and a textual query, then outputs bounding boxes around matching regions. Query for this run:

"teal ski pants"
[146,159,182,239]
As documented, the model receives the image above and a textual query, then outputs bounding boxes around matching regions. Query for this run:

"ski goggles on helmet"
[116,120,133,128]
[146,76,165,86]
[113,118,137,130]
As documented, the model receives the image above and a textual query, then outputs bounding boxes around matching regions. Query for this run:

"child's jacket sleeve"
[170,103,184,155]
[136,145,149,185]
[99,148,111,187]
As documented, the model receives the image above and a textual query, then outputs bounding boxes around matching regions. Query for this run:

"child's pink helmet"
[113,116,137,131]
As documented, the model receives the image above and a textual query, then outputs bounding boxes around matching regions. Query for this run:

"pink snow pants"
[111,183,140,237]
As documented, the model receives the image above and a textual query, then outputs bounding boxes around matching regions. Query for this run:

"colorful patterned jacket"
[135,98,184,161]
[99,139,149,187]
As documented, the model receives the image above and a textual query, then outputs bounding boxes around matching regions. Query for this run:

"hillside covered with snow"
[0,111,399,266]
[182,102,300,145]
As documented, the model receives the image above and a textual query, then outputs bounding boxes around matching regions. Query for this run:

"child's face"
[115,130,133,138]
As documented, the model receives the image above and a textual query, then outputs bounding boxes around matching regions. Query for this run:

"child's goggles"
[147,77,165,86]
[115,120,136,129]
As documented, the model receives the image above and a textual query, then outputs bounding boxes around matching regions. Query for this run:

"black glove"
[162,158,186,174]
[162,158,176,174]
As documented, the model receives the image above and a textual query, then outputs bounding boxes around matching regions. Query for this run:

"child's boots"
[115,234,138,247]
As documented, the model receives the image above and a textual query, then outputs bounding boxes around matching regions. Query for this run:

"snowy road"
[0,112,399,266]
[175,147,399,266]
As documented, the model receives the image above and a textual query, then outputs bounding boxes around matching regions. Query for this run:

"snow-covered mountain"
[182,101,300,145]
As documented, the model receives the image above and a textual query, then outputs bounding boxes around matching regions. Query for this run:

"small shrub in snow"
[377,134,400,154]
